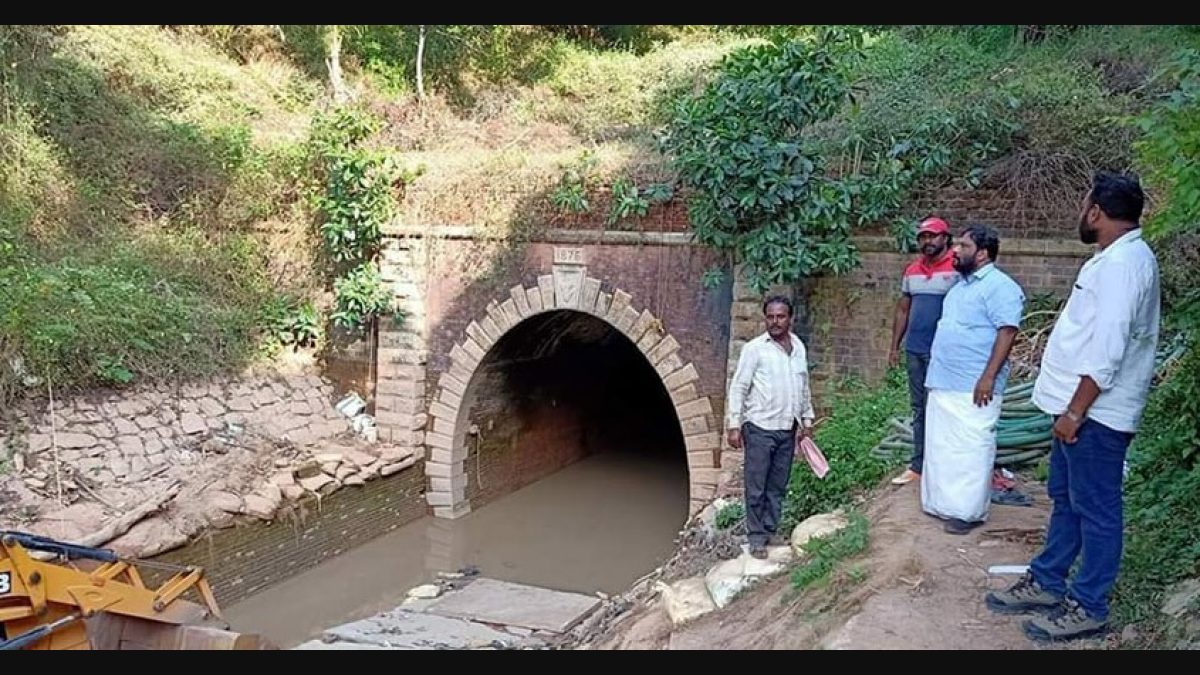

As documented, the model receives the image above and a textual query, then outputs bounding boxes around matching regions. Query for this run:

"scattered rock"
[705,557,751,609]
[320,461,341,476]
[295,460,324,479]
[209,511,236,529]
[281,484,305,501]
[407,584,442,600]
[342,473,365,487]
[697,497,734,538]
[206,490,244,515]
[24,477,47,490]
[108,516,188,559]
[379,446,414,463]
[242,494,277,520]
[258,483,283,510]
[658,577,716,625]
[360,461,383,480]
[1162,579,1200,619]
[270,471,296,487]
[343,449,378,469]
[381,458,415,476]
[315,452,344,465]
[335,465,357,481]
[298,473,336,495]
[743,546,790,577]
[791,510,850,556]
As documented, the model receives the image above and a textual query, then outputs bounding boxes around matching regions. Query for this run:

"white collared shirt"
[727,332,815,431]
[1032,229,1161,433]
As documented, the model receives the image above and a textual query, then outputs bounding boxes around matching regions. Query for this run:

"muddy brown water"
[224,449,688,648]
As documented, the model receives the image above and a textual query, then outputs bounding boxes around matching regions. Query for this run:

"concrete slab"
[293,641,395,650]
[424,577,601,634]
[318,607,542,650]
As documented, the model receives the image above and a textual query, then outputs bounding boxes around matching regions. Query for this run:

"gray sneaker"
[985,573,1062,615]
[1022,597,1108,642]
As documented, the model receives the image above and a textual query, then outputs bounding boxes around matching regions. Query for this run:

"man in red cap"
[888,216,960,485]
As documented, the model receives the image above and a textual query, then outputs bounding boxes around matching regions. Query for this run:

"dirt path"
[587,479,1113,650]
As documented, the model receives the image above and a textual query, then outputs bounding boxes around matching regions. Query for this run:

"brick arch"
[423,275,721,520]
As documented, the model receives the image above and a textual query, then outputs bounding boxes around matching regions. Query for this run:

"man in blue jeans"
[888,217,959,485]
[985,172,1161,641]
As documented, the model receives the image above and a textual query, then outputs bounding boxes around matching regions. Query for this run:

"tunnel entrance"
[457,310,689,518]
[225,311,703,646]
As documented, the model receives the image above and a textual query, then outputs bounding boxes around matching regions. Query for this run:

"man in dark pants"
[986,172,1160,641]
[726,296,816,559]
[888,217,960,485]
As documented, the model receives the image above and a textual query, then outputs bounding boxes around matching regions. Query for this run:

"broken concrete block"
[206,491,244,515]
[343,449,378,468]
[658,577,716,626]
[242,494,277,520]
[379,446,414,463]
[315,452,344,465]
[299,473,336,495]
[294,460,323,479]
[381,457,416,476]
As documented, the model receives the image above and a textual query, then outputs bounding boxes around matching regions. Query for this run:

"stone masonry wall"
[3,373,354,492]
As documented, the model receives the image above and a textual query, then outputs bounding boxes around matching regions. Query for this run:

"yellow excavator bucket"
[1,530,272,650]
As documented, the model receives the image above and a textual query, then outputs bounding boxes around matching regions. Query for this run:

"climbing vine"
[660,28,1015,290]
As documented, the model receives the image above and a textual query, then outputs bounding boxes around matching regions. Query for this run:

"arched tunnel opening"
[450,309,691,589]
[224,311,695,645]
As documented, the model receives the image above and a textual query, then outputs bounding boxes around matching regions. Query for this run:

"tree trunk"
[416,25,427,104]
[325,25,350,104]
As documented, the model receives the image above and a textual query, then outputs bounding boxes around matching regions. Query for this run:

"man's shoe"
[985,572,1063,615]
[891,468,920,485]
[943,518,981,535]
[1021,597,1108,642]
[749,545,768,560]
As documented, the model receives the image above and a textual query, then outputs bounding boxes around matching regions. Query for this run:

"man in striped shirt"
[889,217,961,485]
[727,296,816,559]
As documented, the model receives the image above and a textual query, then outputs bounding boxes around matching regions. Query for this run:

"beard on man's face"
[922,241,945,256]
[1079,213,1099,244]
[952,252,977,277]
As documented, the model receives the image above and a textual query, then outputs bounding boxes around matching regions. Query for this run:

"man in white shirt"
[986,172,1161,642]
[727,296,816,559]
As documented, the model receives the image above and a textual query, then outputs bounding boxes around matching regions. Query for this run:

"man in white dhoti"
[922,224,1025,534]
